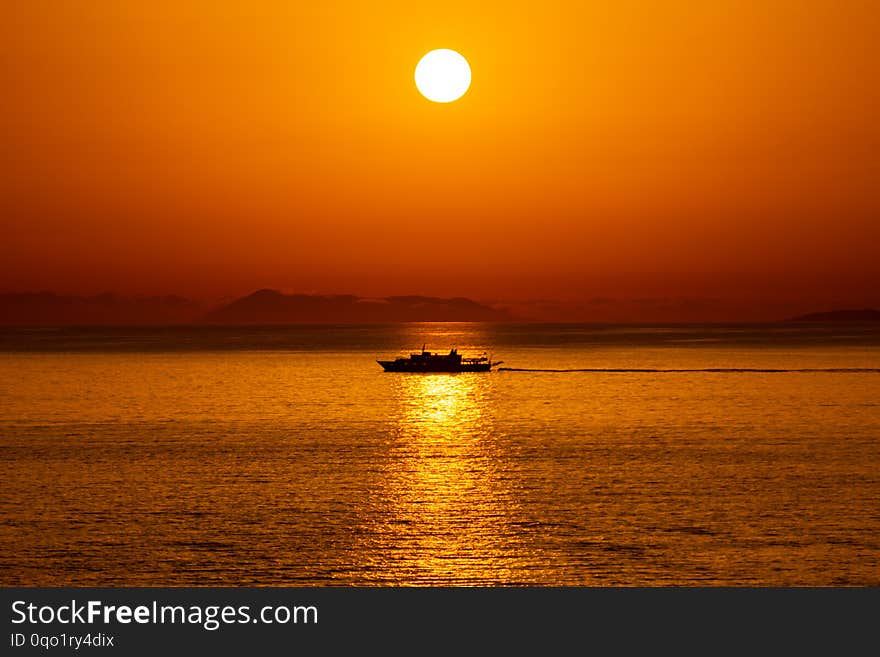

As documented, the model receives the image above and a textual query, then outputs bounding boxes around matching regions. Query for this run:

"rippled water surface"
[1,324,879,585]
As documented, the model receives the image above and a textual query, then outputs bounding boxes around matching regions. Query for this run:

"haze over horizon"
[3,2,879,319]
[1,288,878,324]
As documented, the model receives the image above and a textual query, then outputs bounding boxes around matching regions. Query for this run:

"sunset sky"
[2,1,878,319]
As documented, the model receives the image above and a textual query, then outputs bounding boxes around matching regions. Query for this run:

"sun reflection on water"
[402,374,482,439]
[356,373,536,585]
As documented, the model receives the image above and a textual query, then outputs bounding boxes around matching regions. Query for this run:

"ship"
[377,346,502,373]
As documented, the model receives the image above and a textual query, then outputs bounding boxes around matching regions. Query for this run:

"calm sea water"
[1,323,879,586]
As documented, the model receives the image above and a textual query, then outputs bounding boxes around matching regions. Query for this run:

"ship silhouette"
[377,345,502,373]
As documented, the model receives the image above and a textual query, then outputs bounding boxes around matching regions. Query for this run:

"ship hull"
[377,360,491,373]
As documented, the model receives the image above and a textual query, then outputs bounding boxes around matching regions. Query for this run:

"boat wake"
[497,367,880,373]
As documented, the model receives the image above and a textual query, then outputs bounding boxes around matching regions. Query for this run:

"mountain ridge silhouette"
[202,289,510,323]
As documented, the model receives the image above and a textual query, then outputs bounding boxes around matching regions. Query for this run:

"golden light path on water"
[360,372,538,585]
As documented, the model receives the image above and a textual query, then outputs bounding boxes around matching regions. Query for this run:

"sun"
[414,49,471,103]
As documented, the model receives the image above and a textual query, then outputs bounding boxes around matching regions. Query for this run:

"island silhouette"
[202,289,510,323]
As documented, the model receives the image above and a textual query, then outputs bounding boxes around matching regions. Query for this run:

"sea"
[1,323,878,586]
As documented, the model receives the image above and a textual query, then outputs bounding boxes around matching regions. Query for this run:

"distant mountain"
[0,292,202,325]
[788,309,880,322]
[202,289,510,323]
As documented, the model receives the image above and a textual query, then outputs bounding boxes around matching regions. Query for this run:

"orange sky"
[2,1,879,319]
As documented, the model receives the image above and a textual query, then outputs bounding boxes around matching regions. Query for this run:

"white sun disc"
[415,49,471,103]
